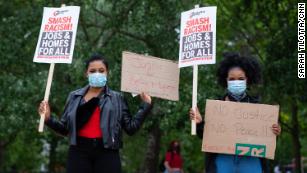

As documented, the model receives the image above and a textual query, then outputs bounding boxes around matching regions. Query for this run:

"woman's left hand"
[140,92,152,104]
[272,124,281,136]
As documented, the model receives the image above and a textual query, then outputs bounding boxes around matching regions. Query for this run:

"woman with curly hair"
[189,52,281,173]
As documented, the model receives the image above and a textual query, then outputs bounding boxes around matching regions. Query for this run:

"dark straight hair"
[85,53,109,71]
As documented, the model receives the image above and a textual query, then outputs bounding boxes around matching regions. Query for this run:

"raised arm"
[39,93,72,136]
[121,92,152,135]
[189,107,205,138]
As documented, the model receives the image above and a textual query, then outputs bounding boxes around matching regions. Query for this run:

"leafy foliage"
[0,0,306,172]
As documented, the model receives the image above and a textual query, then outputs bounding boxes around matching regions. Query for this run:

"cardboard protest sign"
[33,6,80,63]
[179,6,217,68]
[121,51,180,101]
[202,100,279,159]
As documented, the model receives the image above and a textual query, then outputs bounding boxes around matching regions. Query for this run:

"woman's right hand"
[189,107,202,124]
[38,101,51,121]
[140,92,152,105]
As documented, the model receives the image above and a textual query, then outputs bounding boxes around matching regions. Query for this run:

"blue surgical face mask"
[227,80,246,96]
[88,73,107,87]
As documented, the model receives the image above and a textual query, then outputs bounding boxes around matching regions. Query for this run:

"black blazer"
[45,85,153,149]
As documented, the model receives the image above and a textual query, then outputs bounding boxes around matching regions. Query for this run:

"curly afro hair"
[217,52,262,88]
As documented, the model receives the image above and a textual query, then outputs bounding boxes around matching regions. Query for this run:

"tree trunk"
[0,142,5,171]
[138,122,162,173]
[291,102,302,173]
[48,136,59,173]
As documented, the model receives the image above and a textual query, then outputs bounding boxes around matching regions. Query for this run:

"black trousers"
[66,137,121,173]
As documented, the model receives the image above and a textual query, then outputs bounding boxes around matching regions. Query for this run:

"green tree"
[0,0,306,173]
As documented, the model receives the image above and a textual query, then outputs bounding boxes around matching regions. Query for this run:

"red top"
[165,152,183,168]
[78,107,102,138]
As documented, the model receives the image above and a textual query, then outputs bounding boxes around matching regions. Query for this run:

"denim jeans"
[215,154,262,173]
